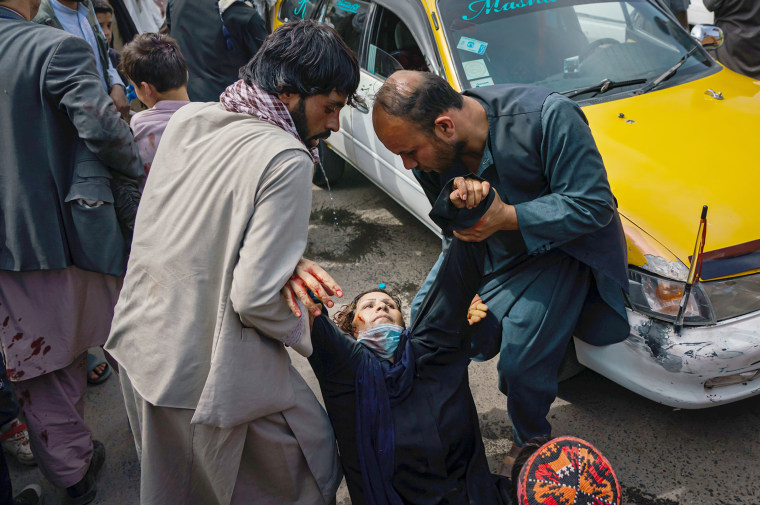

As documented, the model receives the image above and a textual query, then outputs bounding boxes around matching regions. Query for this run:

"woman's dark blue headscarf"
[355,329,416,505]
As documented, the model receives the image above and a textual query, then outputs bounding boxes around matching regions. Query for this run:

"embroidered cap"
[517,436,621,505]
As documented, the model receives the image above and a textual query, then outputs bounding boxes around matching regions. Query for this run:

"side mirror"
[690,24,724,49]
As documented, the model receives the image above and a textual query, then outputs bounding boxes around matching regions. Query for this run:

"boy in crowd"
[119,32,190,177]
[93,0,124,79]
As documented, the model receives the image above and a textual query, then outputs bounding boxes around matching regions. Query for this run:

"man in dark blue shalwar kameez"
[372,70,631,475]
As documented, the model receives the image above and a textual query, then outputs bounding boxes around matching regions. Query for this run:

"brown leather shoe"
[497,442,523,477]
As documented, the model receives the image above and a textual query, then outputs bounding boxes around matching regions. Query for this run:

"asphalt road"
[9,166,760,504]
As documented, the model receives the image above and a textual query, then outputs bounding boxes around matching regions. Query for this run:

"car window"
[436,0,711,95]
[278,0,321,22]
[318,0,370,54]
[365,5,429,79]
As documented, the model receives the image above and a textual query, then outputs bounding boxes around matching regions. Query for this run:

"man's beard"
[290,98,330,146]
[418,136,466,173]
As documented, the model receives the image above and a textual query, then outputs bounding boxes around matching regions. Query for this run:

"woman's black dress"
[309,239,511,505]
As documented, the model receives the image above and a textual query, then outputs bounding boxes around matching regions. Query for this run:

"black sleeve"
[111,172,141,237]
[222,3,268,59]
[428,174,495,235]
[408,238,487,351]
[109,0,140,43]
[308,314,363,385]
[413,168,445,207]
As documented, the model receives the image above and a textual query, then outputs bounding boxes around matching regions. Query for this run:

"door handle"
[355,101,370,114]
[355,88,371,114]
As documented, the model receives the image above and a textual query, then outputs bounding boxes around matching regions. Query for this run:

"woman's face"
[352,292,404,337]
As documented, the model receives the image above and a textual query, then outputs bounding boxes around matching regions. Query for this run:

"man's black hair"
[240,20,360,106]
[374,72,464,133]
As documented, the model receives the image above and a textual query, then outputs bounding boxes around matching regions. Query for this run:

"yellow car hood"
[584,68,760,271]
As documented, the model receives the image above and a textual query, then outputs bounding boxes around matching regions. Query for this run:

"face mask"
[357,324,403,360]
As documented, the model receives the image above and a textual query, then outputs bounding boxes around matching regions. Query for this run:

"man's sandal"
[86,353,111,386]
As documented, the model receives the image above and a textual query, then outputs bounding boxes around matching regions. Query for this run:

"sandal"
[86,353,111,386]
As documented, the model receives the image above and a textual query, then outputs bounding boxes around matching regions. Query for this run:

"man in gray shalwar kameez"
[105,21,360,505]
[372,71,631,476]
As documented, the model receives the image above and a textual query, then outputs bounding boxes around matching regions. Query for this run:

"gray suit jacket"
[0,10,142,274]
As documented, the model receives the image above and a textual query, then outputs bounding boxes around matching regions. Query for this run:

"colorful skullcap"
[517,436,621,505]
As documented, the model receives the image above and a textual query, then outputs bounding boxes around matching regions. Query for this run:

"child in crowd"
[93,0,125,81]
[119,33,190,178]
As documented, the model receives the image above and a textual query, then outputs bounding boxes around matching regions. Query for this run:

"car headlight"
[626,268,715,325]
[701,272,760,321]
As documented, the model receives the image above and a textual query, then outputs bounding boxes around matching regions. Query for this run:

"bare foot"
[86,353,111,385]
[88,363,107,383]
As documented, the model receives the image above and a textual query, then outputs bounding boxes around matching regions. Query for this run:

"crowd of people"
[0,0,758,504]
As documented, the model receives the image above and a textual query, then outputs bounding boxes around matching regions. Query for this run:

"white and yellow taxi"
[272,0,760,409]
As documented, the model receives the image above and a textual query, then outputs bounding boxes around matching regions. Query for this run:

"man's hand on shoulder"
[453,187,518,242]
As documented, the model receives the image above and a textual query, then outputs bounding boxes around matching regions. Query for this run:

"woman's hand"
[467,294,488,325]
[281,258,343,318]
[450,177,491,209]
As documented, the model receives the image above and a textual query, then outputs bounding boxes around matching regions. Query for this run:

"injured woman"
[307,235,511,505]
[284,180,621,505]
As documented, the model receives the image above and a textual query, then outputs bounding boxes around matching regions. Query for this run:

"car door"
[314,0,371,161]
[350,1,440,232]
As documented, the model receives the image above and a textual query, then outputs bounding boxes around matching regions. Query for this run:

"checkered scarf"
[219,80,319,163]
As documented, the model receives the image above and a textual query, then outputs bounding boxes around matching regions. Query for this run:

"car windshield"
[437,0,713,98]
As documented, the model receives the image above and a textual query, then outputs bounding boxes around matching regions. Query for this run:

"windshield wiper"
[637,45,699,95]
[561,78,647,99]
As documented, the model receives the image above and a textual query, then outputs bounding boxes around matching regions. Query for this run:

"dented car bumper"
[574,310,760,408]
